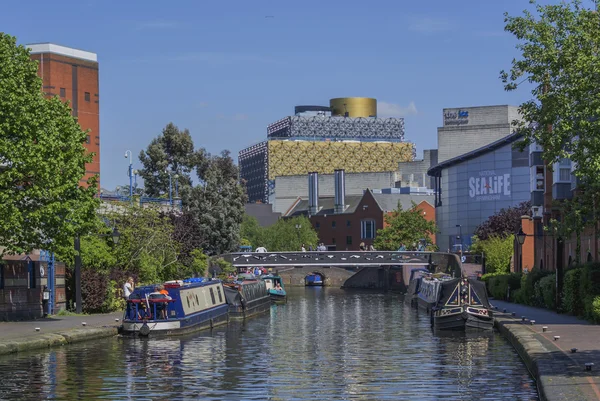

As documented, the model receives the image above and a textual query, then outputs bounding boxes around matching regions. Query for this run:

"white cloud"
[408,17,453,34]
[378,101,418,118]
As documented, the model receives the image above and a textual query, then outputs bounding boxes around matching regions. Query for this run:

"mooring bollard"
[82,322,87,327]
[530,320,536,325]
[35,328,40,332]
[554,335,560,341]
[503,308,507,313]
[571,348,578,353]
[542,326,548,332]
[521,316,526,322]
[512,312,516,317]
[585,363,594,371]
[115,318,120,322]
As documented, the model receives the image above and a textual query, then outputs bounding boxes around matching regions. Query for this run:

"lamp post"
[167,170,173,207]
[295,223,301,243]
[174,173,179,198]
[516,228,526,273]
[73,227,121,314]
[125,150,133,199]
[455,224,462,254]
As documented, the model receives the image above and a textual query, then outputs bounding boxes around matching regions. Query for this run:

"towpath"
[0,312,122,355]
[492,300,600,401]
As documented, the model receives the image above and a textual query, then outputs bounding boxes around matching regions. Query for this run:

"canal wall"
[494,314,584,401]
[0,327,118,356]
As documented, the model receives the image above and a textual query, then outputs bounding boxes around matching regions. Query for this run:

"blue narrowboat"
[121,278,229,336]
[261,274,287,304]
[305,273,324,286]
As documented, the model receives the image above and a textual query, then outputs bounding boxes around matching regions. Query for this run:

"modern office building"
[437,105,522,164]
[28,43,100,187]
[428,132,530,252]
[239,97,413,203]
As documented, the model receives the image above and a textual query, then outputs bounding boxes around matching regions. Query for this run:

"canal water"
[0,287,539,400]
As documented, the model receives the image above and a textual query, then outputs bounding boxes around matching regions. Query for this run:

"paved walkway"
[492,300,600,401]
[0,312,122,341]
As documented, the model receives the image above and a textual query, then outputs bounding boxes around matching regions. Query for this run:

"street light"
[125,150,133,199]
[516,229,526,246]
[73,227,121,314]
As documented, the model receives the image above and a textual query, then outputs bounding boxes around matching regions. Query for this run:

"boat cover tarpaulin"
[469,278,491,308]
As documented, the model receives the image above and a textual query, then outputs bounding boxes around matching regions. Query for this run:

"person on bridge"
[301,244,306,252]
[398,244,406,251]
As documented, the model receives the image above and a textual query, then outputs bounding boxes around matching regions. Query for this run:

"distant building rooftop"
[27,43,97,62]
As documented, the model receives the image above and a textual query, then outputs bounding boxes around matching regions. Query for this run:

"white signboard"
[468,171,511,201]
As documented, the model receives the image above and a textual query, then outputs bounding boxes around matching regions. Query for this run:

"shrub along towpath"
[0,312,122,356]
[492,299,600,401]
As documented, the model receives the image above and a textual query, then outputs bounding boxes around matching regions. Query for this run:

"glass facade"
[435,142,530,252]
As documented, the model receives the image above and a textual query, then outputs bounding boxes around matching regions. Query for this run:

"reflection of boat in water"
[223,274,271,320]
[261,274,287,304]
[417,274,493,330]
[305,273,323,286]
[122,278,229,336]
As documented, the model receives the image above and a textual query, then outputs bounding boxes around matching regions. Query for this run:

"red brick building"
[28,43,100,187]
[285,188,435,251]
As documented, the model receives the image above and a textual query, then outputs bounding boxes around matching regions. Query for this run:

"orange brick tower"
[27,43,100,187]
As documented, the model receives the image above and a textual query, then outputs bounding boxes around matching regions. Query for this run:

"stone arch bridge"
[220,251,462,290]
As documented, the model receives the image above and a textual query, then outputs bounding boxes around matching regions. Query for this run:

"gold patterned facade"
[330,97,377,118]
[267,140,413,180]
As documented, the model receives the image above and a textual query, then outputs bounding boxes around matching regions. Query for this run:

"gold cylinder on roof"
[330,97,377,118]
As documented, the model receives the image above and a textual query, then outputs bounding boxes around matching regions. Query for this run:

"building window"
[361,220,376,239]
[531,166,545,191]
[346,236,352,245]
[28,261,36,289]
[315,222,320,229]
[332,220,336,228]
[332,237,336,244]
[85,92,90,102]
[0,263,4,289]
[59,88,66,97]
[86,135,91,144]
[346,220,351,227]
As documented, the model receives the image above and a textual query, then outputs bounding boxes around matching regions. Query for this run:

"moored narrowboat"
[404,268,429,306]
[261,274,287,304]
[223,275,271,320]
[305,273,323,286]
[122,278,229,336]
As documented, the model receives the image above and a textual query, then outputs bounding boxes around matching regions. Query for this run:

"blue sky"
[3,0,546,190]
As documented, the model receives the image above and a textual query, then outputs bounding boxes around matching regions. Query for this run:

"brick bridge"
[220,251,462,289]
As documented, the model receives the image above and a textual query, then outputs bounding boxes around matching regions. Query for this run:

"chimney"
[334,169,346,213]
[308,172,319,215]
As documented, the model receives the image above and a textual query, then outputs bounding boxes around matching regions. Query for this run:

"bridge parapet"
[222,251,462,277]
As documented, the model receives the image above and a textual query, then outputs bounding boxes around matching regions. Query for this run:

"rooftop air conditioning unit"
[531,206,543,219]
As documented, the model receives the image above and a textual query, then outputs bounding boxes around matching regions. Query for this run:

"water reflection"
[0,287,538,400]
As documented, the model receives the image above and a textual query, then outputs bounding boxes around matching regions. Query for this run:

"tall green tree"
[0,34,98,256]
[374,202,437,251]
[501,0,600,236]
[187,152,247,255]
[138,122,206,200]
[263,216,317,251]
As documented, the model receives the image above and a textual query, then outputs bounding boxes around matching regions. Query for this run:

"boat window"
[209,287,216,305]
[217,286,223,303]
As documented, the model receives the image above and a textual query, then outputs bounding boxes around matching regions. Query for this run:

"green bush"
[474,235,514,274]
[483,272,522,301]
[534,274,556,310]
[592,296,600,324]
[519,268,550,306]
[562,268,583,316]
[580,263,600,321]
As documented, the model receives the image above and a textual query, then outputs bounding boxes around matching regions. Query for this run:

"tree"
[474,201,531,241]
[138,122,206,200]
[0,34,99,256]
[501,0,600,235]
[471,235,514,274]
[187,152,247,255]
[240,214,264,249]
[263,216,318,251]
[373,202,437,251]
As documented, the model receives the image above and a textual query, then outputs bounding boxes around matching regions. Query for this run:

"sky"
[1,0,553,190]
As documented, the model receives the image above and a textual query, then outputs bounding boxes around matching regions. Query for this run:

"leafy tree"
[0,34,98,256]
[501,0,600,235]
[471,235,514,274]
[190,249,208,277]
[170,209,205,267]
[373,202,437,251]
[188,152,247,255]
[474,201,531,241]
[109,204,181,283]
[240,214,264,249]
[263,216,318,251]
[138,122,206,200]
